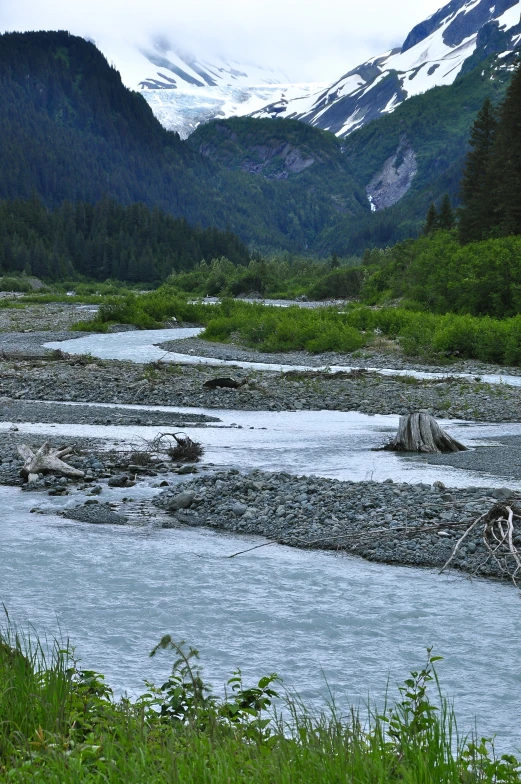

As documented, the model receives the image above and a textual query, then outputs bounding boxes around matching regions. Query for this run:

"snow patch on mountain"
[252,0,521,137]
[141,81,326,139]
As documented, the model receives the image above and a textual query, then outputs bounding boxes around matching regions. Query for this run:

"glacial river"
[46,327,521,386]
[0,330,519,750]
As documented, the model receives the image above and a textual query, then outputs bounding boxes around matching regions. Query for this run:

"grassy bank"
[1,627,519,783]
[75,290,521,366]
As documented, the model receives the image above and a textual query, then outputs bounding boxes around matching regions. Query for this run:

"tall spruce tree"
[423,203,439,234]
[493,62,521,237]
[438,194,455,230]
[458,98,498,243]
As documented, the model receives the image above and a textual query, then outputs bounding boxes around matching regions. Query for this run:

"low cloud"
[0,0,445,81]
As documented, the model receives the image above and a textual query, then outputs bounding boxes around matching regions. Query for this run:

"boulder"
[108,474,130,487]
[167,491,196,511]
[203,377,247,390]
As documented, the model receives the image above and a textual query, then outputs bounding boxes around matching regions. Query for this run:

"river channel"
[0,329,520,751]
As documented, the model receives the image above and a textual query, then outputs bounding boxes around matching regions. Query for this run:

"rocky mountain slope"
[253,0,521,137]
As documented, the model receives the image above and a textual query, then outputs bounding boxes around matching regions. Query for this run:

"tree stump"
[384,413,467,453]
[17,443,85,483]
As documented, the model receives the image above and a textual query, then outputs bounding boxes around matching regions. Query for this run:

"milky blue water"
[46,328,521,386]
[2,329,519,751]
[1,485,520,751]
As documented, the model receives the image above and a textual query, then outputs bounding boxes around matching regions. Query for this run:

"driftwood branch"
[384,413,467,453]
[440,504,521,589]
[17,442,85,483]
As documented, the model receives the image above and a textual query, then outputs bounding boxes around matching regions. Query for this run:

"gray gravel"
[427,436,521,480]
[0,331,85,358]
[0,399,219,427]
[1,354,520,421]
[62,504,128,525]
[155,469,521,582]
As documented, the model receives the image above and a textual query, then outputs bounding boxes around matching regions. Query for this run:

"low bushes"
[362,232,521,318]
[203,304,364,353]
[167,256,363,300]
[0,277,31,293]
[73,288,521,366]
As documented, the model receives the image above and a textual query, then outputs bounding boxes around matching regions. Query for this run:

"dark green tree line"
[0,198,250,282]
[459,63,521,242]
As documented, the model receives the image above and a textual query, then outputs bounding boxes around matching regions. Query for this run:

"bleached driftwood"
[17,443,85,483]
[440,503,521,589]
[384,412,466,454]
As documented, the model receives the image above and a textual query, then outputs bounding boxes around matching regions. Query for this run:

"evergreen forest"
[0,28,519,263]
[0,198,251,282]
[361,61,521,317]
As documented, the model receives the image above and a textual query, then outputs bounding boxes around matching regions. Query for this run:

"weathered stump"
[384,413,466,454]
[17,443,85,483]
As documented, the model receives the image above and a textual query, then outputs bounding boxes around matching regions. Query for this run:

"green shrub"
[2,627,520,784]
[308,267,364,300]
[0,277,31,293]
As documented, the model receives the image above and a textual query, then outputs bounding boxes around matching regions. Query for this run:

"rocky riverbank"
[0,303,98,333]
[155,469,521,583]
[0,349,520,421]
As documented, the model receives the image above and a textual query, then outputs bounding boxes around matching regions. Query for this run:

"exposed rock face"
[197,126,316,180]
[366,138,418,211]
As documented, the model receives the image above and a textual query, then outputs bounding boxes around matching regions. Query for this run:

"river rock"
[108,474,130,488]
[167,491,196,511]
[63,504,127,525]
[492,488,513,501]
[154,468,521,584]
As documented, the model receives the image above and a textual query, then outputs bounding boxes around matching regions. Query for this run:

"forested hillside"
[1,30,520,264]
[0,198,250,282]
[316,52,519,254]
[0,31,367,254]
[361,63,521,318]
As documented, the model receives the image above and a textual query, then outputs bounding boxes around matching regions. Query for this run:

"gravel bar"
[155,469,521,583]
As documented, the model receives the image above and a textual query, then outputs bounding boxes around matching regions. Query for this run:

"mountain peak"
[252,0,521,137]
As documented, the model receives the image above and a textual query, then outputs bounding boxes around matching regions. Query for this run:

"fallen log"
[203,377,247,390]
[17,443,85,483]
[383,412,467,453]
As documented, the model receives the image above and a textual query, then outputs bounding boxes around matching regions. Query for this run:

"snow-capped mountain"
[91,35,324,139]
[252,0,521,137]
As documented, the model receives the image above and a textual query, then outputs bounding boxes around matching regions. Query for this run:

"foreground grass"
[0,628,519,783]
[73,288,521,366]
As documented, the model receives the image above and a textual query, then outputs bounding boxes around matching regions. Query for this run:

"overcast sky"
[0,0,446,82]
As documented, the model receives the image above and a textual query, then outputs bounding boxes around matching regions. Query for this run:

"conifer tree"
[458,97,498,243]
[423,203,439,234]
[493,62,521,237]
[438,194,455,231]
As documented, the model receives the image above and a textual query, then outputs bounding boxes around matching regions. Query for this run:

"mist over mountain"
[82,0,521,141]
